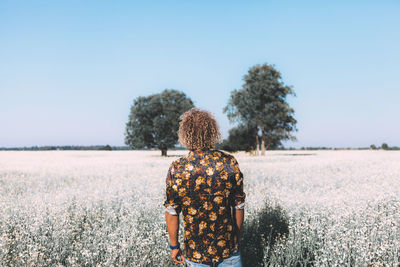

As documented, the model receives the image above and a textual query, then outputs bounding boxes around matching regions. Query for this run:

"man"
[164,108,246,267]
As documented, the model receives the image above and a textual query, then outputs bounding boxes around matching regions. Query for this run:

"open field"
[1,150,399,266]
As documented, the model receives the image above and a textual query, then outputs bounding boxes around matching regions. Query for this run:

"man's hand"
[171,248,185,265]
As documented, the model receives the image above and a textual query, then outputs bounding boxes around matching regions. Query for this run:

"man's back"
[164,148,246,264]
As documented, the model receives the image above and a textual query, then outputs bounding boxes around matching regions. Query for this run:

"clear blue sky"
[1,0,399,148]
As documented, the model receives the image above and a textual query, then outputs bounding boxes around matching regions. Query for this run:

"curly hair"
[178,108,222,150]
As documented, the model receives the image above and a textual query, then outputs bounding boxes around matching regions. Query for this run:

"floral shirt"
[164,148,246,264]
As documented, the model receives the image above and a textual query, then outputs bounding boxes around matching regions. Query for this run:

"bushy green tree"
[218,125,258,152]
[224,63,297,155]
[125,89,194,156]
[101,144,112,151]
[381,143,389,150]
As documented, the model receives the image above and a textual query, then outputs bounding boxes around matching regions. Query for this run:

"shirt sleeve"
[230,156,246,210]
[163,163,182,215]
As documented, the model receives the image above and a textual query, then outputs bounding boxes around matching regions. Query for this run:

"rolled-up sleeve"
[230,157,246,209]
[164,164,182,215]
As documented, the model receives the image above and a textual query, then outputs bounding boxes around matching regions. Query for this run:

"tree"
[125,89,194,156]
[218,124,258,152]
[224,63,297,155]
[370,144,377,150]
[381,143,389,150]
[101,144,112,151]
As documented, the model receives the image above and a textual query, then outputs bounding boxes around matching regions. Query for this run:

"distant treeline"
[0,145,130,151]
[369,143,400,150]
[297,147,400,150]
[295,143,400,150]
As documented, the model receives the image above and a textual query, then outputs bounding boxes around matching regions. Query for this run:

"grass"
[1,150,400,266]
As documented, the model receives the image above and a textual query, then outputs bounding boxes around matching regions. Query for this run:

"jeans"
[185,250,242,267]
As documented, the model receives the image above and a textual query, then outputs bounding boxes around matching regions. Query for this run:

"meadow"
[1,150,399,266]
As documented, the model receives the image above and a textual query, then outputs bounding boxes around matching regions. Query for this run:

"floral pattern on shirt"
[164,148,246,264]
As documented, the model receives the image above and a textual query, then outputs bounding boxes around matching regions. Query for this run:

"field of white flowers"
[1,150,399,266]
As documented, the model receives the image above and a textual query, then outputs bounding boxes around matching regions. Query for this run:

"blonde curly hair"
[178,108,222,150]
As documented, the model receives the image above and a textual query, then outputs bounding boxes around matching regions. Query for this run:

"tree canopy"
[223,63,297,155]
[218,124,258,152]
[125,89,194,156]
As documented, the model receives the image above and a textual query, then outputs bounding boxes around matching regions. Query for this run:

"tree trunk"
[161,149,167,157]
[261,127,266,156]
[255,135,259,156]
[261,138,266,156]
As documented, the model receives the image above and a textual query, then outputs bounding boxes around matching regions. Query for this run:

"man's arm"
[164,163,185,264]
[234,209,244,244]
[165,212,185,264]
[230,156,246,246]
[165,212,180,246]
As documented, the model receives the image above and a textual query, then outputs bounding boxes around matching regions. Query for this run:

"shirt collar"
[188,147,215,157]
